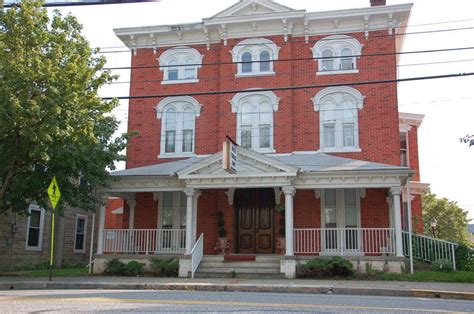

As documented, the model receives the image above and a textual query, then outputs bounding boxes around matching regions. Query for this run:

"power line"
[98,25,474,54]
[106,58,474,85]
[101,71,474,100]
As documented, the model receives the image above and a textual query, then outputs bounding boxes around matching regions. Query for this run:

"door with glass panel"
[159,192,187,252]
[322,189,360,254]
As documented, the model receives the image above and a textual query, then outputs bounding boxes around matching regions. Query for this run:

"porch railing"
[294,228,396,255]
[402,231,457,270]
[103,229,186,254]
[191,233,204,278]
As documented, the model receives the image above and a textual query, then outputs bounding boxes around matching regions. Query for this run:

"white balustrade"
[103,229,186,254]
[191,233,204,278]
[294,228,396,255]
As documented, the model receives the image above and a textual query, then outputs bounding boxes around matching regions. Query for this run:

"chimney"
[370,0,386,6]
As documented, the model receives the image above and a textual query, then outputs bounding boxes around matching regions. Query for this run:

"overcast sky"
[51,0,474,220]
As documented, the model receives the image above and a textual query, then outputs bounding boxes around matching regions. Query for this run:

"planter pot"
[276,237,285,255]
[215,237,230,255]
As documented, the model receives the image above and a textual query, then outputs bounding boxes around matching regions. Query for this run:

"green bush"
[15,261,50,271]
[297,257,354,278]
[124,261,144,276]
[150,258,179,277]
[431,259,454,272]
[455,244,474,271]
[105,258,127,275]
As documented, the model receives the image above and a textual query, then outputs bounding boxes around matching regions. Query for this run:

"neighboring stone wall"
[0,207,98,272]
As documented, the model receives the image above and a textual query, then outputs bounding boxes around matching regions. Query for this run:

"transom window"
[25,204,45,251]
[158,47,203,84]
[230,91,280,152]
[313,87,364,153]
[231,38,280,76]
[156,96,202,157]
[311,35,363,75]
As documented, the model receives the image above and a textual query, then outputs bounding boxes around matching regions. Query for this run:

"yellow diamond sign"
[47,177,61,209]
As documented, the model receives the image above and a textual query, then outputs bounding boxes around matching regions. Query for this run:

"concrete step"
[193,272,286,279]
[199,261,280,268]
[197,267,281,274]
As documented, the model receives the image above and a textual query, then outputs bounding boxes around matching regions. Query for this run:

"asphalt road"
[0,289,473,313]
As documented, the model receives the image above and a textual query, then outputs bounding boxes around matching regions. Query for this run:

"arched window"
[313,87,364,152]
[156,97,202,157]
[158,47,203,84]
[311,35,363,75]
[259,50,271,72]
[241,52,253,73]
[231,38,280,76]
[230,91,280,152]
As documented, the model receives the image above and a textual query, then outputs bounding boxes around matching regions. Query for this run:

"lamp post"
[430,218,437,238]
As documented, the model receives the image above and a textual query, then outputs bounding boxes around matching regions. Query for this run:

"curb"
[1,281,473,300]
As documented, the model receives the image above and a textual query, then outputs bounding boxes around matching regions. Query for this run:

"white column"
[127,198,136,229]
[282,186,296,256]
[192,191,201,246]
[390,187,404,257]
[96,196,107,255]
[184,188,195,254]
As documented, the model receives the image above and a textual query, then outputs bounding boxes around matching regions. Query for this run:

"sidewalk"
[1,276,473,300]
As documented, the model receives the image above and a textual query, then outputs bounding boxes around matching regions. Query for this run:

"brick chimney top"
[370,0,386,6]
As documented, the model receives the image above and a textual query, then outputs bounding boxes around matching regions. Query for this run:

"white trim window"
[158,47,203,84]
[313,87,364,153]
[156,96,202,158]
[25,204,45,251]
[400,132,409,167]
[231,38,280,77]
[311,35,363,75]
[230,91,280,152]
[74,214,88,253]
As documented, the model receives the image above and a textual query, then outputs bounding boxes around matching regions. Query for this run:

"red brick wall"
[361,189,390,228]
[133,192,158,229]
[294,190,321,228]
[407,126,420,181]
[126,31,401,169]
[105,198,125,229]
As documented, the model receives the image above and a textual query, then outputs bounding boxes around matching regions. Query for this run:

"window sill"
[161,79,199,85]
[74,249,86,254]
[158,153,197,159]
[25,246,42,252]
[318,147,362,153]
[317,69,359,76]
[254,148,276,154]
[235,72,276,78]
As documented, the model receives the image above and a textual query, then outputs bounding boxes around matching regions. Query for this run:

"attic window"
[231,38,280,77]
[158,47,203,84]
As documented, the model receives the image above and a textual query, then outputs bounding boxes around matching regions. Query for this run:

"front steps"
[193,255,285,279]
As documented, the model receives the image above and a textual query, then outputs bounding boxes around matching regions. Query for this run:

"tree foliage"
[0,0,128,215]
[422,191,470,243]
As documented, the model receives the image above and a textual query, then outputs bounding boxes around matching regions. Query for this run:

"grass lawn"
[0,267,89,277]
[373,271,474,283]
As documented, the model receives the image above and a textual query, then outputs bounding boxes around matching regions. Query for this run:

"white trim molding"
[158,47,204,84]
[156,96,202,119]
[74,214,88,253]
[25,204,45,252]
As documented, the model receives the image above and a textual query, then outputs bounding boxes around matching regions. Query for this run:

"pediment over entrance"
[210,0,294,19]
[177,146,298,182]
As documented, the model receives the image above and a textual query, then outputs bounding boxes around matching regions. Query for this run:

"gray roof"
[273,153,410,172]
[110,152,409,177]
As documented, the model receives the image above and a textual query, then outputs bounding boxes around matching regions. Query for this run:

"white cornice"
[399,112,424,128]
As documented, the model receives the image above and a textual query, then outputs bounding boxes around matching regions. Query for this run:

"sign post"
[47,177,61,281]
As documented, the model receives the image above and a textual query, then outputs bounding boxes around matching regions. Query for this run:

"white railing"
[402,231,457,270]
[103,229,186,254]
[191,233,204,278]
[294,228,396,255]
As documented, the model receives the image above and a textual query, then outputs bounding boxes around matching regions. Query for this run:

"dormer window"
[231,38,280,77]
[312,35,363,75]
[158,47,203,84]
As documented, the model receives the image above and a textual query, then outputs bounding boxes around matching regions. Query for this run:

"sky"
[49,0,474,220]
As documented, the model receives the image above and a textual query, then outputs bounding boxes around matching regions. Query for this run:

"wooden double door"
[235,188,274,254]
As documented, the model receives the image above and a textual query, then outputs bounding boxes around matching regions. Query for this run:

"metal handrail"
[191,233,204,278]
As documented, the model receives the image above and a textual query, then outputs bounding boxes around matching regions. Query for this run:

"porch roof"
[110,151,410,177]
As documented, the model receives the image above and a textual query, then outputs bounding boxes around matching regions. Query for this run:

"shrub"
[297,257,354,278]
[124,261,144,276]
[150,258,179,277]
[105,258,126,275]
[431,259,454,272]
[15,261,49,271]
[455,244,474,271]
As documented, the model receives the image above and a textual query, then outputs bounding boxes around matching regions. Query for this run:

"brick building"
[95,0,429,278]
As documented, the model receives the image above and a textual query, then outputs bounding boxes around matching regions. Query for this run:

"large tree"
[422,191,470,243]
[0,0,128,215]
